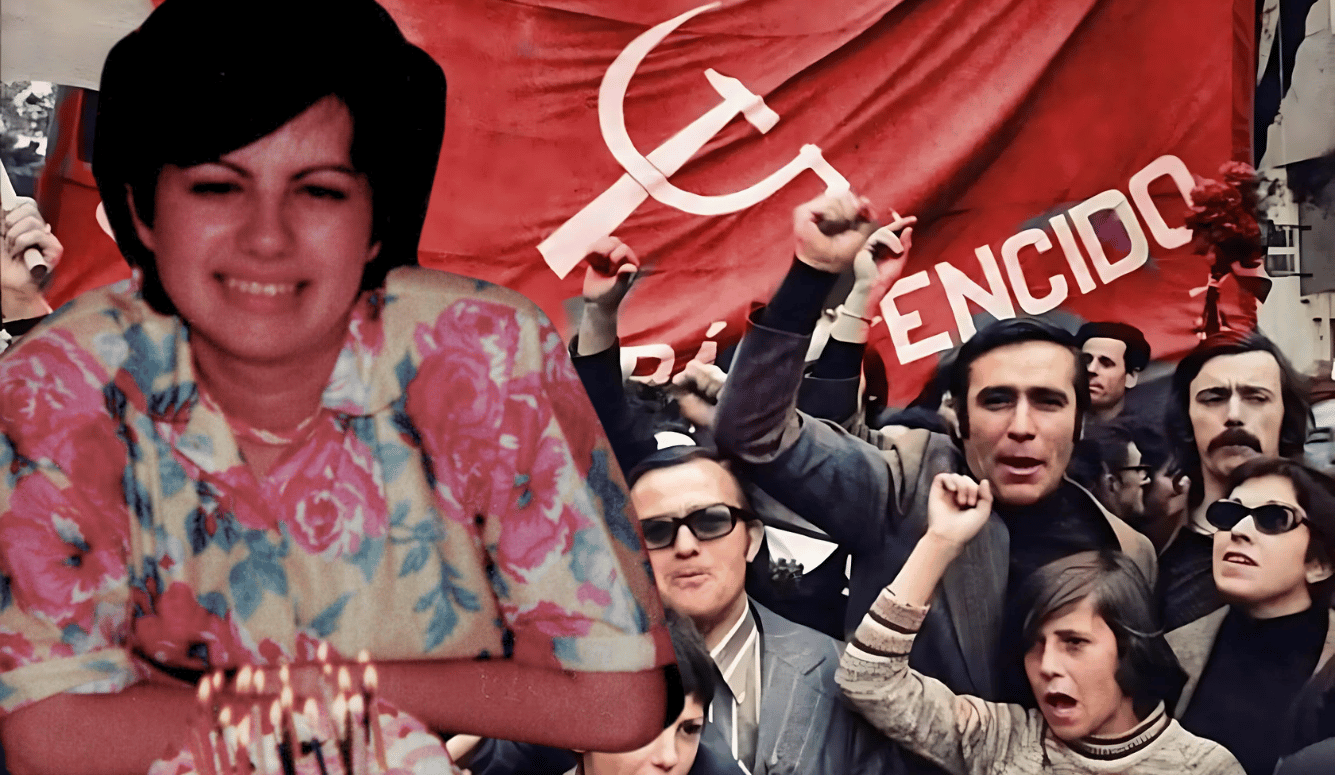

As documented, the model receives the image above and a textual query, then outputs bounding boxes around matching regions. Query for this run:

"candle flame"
[220,706,233,725]
[238,716,251,745]
[280,685,294,712]
[237,665,253,693]
[356,649,370,664]
[255,670,267,694]
[270,698,282,727]
[198,678,212,702]
[317,642,330,662]
[337,665,352,693]
[348,693,364,715]
[364,664,378,692]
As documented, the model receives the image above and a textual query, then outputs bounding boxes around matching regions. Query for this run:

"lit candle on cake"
[362,663,387,771]
[236,715,255,775]
[303,697,332,775]
[216,706,236,775]
[333,691,352,775]
[195,680,220,775]
[272,698,296,775]
[348,693,368,775]
[188,725,217,775]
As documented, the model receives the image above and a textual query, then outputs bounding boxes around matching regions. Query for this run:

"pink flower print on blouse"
[496,433,591,574]
[207,463,280,534]
[0,476,130,631]
[0,330,118,474]
[130,581,246,669]
[273,416,389,558]
[504,599,597,669]
[0,630,36,672]
[405,302,517,519]
[539,323,600,471]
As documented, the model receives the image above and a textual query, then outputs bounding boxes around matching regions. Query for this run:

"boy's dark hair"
[949,318,1089,441]
[93,0,446,316]
[1018,551,1186,718]
[1077,322,1152,372]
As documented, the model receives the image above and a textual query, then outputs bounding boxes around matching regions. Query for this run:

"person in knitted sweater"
[836,472,1243,774]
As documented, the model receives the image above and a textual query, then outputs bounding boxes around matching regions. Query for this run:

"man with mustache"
[712,192,1155,762]
[1157,331,1312,630]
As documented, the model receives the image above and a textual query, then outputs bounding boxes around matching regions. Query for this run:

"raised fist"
[792,192,878,274]
[925,473,993,550]
[581,236,639,312]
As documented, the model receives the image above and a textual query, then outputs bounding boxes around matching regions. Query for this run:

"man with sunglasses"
[1158,331,1312,630]
[1167,456,1335,775]
[629,445,899,775]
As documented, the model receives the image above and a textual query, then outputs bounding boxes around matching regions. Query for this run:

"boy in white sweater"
[837,472,1243,774]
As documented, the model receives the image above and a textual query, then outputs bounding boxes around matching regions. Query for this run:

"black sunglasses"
[1205,499,1307,535]
[641,505,751,550]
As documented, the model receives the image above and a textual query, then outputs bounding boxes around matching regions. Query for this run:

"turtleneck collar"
[1066,702,1170,760]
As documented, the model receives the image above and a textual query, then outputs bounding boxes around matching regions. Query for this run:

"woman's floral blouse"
[0,267,669,714]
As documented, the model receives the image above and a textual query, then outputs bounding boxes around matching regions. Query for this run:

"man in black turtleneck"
[713,193,1156,735]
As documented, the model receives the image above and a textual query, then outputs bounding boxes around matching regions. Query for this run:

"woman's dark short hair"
[1018,551,1186,717]
[1165,331,1311,506]
[1224,457,1335,605]
[665,608,715,710]
[659,608,715,728]
[949,317,1089,441]
[93,0,446,315]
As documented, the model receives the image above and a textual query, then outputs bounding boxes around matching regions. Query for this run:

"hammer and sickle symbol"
[538,2,852,277]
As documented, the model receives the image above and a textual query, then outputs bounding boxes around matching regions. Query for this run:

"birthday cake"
[147,658,460,775]
[148,699,460,775]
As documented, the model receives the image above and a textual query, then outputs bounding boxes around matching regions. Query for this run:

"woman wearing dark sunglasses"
[1166,457,1335,775]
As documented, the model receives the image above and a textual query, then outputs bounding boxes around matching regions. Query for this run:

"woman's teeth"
[225,277,297,296]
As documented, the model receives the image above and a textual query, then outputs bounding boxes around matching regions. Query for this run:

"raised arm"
[575,236,639,358]
[567,236,664,473]
[801,221,915,434]
[836,474,1028,775]
[714,194,910,547]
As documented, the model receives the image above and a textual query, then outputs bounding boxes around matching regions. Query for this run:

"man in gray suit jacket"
[630,446,899,775]
[713,193,1155,716]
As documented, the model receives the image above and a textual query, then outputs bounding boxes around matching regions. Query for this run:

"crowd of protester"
[1,3,1333,774]
[445,191,1335,775]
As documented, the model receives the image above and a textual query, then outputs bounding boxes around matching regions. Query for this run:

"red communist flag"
[21,0,1254,405]
[384,0,1254,404]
